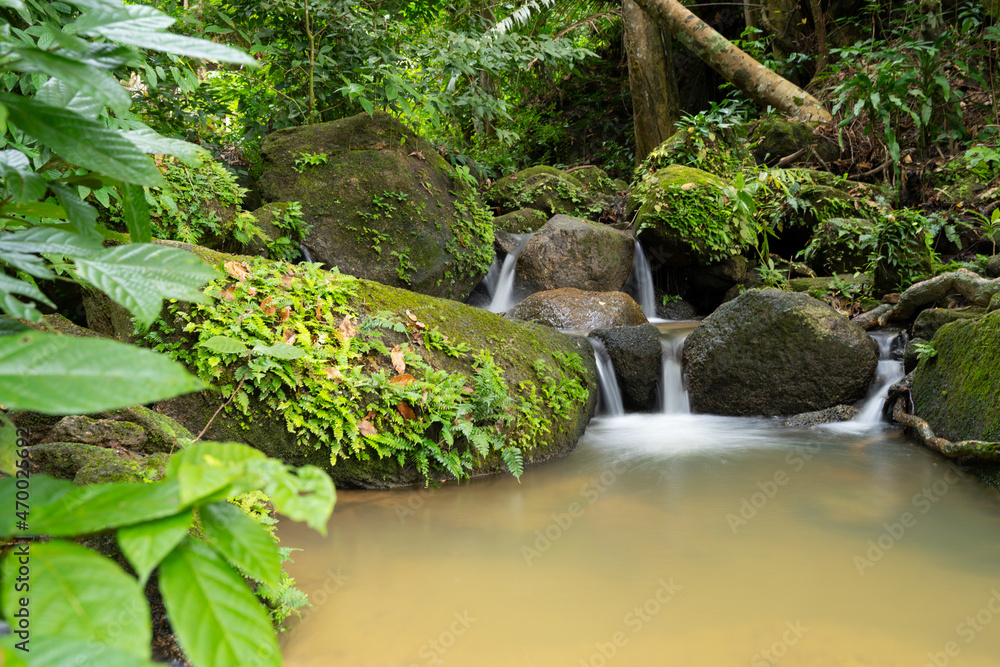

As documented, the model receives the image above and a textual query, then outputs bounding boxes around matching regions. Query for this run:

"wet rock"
[658,298,697,320]
[986,254,1000,278]
[508,289,647,330]
[515,215,634,294]
[258,111,493,300]
[904,337,929,374]
[852,304,893,331]
[911,310,1000,442]
[493,208,549,234]
[590,324,662,411]
[683,289,877,416]
[41,415,145,448]
[781,405,859,427]
[750,118,839,165]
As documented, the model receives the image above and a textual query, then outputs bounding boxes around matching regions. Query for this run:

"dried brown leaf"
[260,296,276,316]
[324,366,343,381]
[397,402,416,420]
[279,306,291,322]
[224,261,249,281]
[219,286,236,302]
[282,329,296,344]
[338,314,357,340]
[358,418,377,437]
[389,373,417,386]
[390,345,406,375]
[406,309,418,322]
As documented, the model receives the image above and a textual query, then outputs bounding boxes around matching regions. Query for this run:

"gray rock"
[912,308,984,342]
[683,289,878,416]
[781,405,859,427]
[493,208,549,234]
[590,324,662,411]
[658,298,697,320]
[41,415,145,448]
[508,289,648,330]
[986,254,1000,278]
[516,215,634,295]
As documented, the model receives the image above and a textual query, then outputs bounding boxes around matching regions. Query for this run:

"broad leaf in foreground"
[1,541,151,659]
[118,509,194,585]
[0,331,205,413]
[201,500,282,589]
[0,637,158,667]
[73,243,219,329]
[200,335,249,355]
[159,538,280,667]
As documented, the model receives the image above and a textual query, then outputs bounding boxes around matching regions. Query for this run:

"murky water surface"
[280,415,1000,667]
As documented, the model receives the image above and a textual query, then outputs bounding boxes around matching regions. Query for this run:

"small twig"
[194,377,247,443]
[848,159,892,180]
[806,144,830,172]
[776,148,807,167]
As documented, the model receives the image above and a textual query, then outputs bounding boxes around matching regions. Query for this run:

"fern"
[490,0,557,35]
[501,446,524,478]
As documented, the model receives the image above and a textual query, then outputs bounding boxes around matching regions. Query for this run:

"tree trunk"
[631,0,832,122]
[624,0,680,162]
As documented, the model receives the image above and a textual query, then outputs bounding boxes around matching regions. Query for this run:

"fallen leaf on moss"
[224,261,249,281]
[406,309,418,322]
[324,366,343,381]
[260,297,276,316]
[339,314,357,340]
[359,418,377,437]
[279,306,291,322]
[397,402,416,420]
[390,373,417,386]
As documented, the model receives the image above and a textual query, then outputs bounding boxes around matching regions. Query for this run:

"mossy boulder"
[41,415,145,448]
[515,215,634,295]
[682,289,878,416]
[630,165,741,266]
[507,288,647,330]
[911,310,1000,442]
[26,443,166,485]
[749,118,839,165]
[258,111,493,301]
[589,324,662,411]
[801,217,873,274]
[788,273,871,295]
[484,166,606,219]
[570,166,626,194]
[986,254,1000,278]
[635,128,752,179]
[91,251,600,489]
[494,208,550,234]
[912,307,985,341]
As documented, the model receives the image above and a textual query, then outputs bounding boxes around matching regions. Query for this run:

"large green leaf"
[0,475,76,535]
[124,127,207,165]
[118,509,193,585]
[8,46,131,111]
[159,538,280,667]
[0,331,205,413]
[201,501,281,589]
[0,149,45,203]
[201,335,249,355]
[71,1,177,34]
[35,77,103,120]
[119,182,151,243]
[0,273,55,320]
[1,637,158,667]
[73,244,218,329]
[254,341,305,359]
[1,541,151,658]
[167,441,268,505]
[0,226,103,258]
[0,95,164,187]
[106,31,258,65]
[0,412,18,476]
[10,478,185,537]
[50,183,101,238]
[263,464,336,535]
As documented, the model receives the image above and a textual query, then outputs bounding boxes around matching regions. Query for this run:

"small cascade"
[299,244,314,263]
[481,256,502,298]
[588,338,624,417]
[856,331,905,424]
[486,234,532,313]
[661,335,690,415]
[630,240,658,320]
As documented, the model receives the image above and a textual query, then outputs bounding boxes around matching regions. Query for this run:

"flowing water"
[279,326,1000,667]
[486,234,533,313]
[629,240,658,321]
[857,331,906,424]
[587,337,625,417]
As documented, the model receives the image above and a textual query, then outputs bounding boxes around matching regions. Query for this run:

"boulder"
[658,297,698,320]
[682,289,878,416]
[750,118,839,165]
[484,166,606,219]
[590,324,662,411]
[258,111,493,301]
[90,251,598,489]
[636,128,751,179]
[41,415,145,448]
[630,165,741,266]
[493,208,550,234]
[26,442,168,485]
[515,215,634,295]
[911,310,1000,442]
[987,255,1000,278]
[780,405,859,427]
[508,289,647,330]
[912,308,985,341]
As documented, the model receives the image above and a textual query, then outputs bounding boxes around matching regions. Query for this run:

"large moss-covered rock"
[41,416,145,448]
[911,310,1000,442]
[590,324,662,411]
[912,307,985,341]
[635,128,752,179]
[750,118,839,165]
[682,289,878,416]
[484,166,607,219]
[89,251,599,489]
[515,215,634,295]
[493,208,550,233]
[258,111,493,300]
[631,165,739,266]
[986,254,1000,278]
[508,288,647,330]
[26,443,166,485]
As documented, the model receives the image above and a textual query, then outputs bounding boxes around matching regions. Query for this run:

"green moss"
[912,311,1000,442]
[484,166,603,219]
[636,127,753,180]
[147,258,595,484]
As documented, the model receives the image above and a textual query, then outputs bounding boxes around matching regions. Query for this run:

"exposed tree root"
[879,269,1000,324]
[890,386,1000,461]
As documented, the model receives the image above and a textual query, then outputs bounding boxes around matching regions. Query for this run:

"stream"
[279,324,1000,667]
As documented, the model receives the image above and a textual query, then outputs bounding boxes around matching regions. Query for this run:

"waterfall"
[299,244,314,263]
[486,234,532,313]
[856,331,905,424]
[630,240,658,320]
[588,338,624,416]
[661,335,690,415]
[481,256,502,298]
